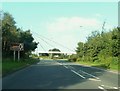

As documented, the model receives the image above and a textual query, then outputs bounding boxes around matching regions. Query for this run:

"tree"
[111,28,119,57]
[2,12,18,57]
[2,12,38,58]
[49,48,61,58]
[75,27,119,64]
[76,42,84,57]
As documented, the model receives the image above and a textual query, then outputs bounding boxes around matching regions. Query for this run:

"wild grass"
[2,58,39,77]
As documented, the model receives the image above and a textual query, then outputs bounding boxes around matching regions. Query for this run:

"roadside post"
[10,43,24,61]
[14,51,16,61]
[18,51,20,61]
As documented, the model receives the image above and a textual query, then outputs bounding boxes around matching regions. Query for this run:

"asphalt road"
[2,59,119,90]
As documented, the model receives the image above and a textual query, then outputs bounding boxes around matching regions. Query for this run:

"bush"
[94,59,101,63]
[69,54,77,62]
[110,57,118,65]
[76,58,81,62]
[92,57,99,62]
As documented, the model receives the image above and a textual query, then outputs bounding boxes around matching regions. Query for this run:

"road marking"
[88,78,101,81]
[67,65,100,80]
[113,87,118,89]
[71,70,85,79]
[57,63,62,65]
[69,66,75,69]
[68,65,100,80]
[98,86,107,91]
[78,70,100,80]
[64,66,68,69]
[78,63,119,74]
[100,85,118,89]
[98,86,104,89]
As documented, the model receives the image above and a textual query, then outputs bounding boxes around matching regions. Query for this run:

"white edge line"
[71,70,85,79]
[100,85,118,89]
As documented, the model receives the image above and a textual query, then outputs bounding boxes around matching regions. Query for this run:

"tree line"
[69,27,120,69]
[1,12,38,59]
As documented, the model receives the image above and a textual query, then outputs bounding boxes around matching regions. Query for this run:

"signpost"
[10,43,24,61]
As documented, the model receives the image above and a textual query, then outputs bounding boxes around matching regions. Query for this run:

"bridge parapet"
[38,51,76,54]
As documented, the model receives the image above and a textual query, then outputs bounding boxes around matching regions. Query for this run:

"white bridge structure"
[38,51,76,55]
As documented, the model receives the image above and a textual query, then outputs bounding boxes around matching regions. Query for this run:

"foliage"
[1,12,38,58]
[49,48,61,52]
[69,54,78,62]
[49,48,61,58]
[70,27,119,70]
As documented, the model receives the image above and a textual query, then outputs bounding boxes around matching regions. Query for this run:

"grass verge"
[75,61,119,72]
[2,58,39,77]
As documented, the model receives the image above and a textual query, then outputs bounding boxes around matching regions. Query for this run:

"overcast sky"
[2,2,118,53]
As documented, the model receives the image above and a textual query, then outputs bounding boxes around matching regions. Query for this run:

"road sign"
[19,43,24,51]
[10,43,24,51]
[10,43,24,61]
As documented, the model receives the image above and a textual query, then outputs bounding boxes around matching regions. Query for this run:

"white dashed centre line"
[71,70,85,79]
[98,86,107,91]
[100,85,118,90]
[78,70,100,80]
[113,87,118,89]
[88,78,101,81]
[57,63,62,65]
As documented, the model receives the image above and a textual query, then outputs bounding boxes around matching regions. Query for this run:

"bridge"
[32,31,76,56]
[38,51,76,55]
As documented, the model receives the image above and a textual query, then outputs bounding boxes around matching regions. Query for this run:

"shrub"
[76,58,81,62]
[110,57,118,65]
[69,54,77,62]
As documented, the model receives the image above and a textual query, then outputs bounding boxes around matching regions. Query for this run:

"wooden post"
[18,51,20,61]
[14,51,15,61]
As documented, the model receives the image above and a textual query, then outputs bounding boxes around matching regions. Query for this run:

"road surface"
[2,59,119,90]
